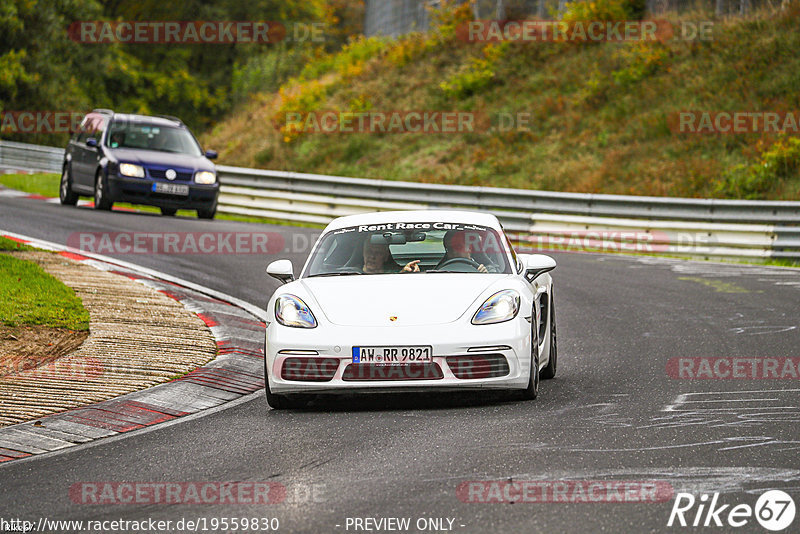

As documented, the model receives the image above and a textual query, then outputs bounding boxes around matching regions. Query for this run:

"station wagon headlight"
[119,163,145,178]
[472,290,520,325]
[275,295,317,328]
[195,171,216,184]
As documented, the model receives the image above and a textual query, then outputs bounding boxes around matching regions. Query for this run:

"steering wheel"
[437,257,481,272]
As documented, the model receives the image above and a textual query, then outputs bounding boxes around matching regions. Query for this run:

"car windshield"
[106,122,202,156]
[304,222,513,277]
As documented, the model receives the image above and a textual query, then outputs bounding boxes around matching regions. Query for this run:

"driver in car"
[362,239,421,273]
[109,132,125,148]
[437,230,493,273]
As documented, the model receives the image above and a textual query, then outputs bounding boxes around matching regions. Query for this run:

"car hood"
[108,148,214,172]
[298,274,507,327]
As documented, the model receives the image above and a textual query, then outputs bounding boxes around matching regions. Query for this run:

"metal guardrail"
[0,140,64,174]
[2,139,799,261]
[216,166,800,225]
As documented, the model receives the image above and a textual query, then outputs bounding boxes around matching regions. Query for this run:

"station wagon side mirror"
[266,259,295,284]
[519,254,556,282]
[204,150,218,160]
[86,138,98,148]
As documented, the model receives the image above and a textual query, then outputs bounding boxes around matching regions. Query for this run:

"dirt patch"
[0,325,89,378]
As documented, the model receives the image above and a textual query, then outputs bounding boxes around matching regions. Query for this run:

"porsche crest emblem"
[389,316,398,322]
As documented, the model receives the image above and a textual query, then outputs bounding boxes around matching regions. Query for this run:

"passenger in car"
[362,239,421,274]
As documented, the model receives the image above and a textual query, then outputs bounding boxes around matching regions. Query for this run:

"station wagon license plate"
[352,346,432,364]
[152,182,189,196]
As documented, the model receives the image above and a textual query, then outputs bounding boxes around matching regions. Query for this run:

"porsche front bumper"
[265,319,533,394]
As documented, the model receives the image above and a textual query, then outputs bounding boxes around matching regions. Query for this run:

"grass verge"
[0,236,35,251]
[0,172,60,197]
[0,252,90,330]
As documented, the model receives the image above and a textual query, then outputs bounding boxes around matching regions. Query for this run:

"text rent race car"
[263,210,557,409]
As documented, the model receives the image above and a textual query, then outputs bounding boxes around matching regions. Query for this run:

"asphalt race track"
[1,195,799,533]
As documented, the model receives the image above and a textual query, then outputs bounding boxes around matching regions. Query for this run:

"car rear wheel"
[160,207,177,217]
[541,289,557,380]
[59,165,78,206]
[93,171,113,210]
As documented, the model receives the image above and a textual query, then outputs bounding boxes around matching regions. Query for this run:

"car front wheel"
[59,165,79,205]
[541,289,557,380]
[93,171,113,210]
[518,319,540,400]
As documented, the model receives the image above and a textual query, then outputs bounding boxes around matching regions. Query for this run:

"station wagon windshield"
[106,121,203,156]
[304,222,513,277]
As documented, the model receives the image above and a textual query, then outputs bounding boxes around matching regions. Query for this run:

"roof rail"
[92,109,114,115]
[154,114,183,124]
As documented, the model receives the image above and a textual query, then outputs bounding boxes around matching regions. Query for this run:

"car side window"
[75,116,90,143]
[87,116,102,141]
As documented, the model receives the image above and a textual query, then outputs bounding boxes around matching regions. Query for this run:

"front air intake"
[446,354,510,379]
[281,358,339,382]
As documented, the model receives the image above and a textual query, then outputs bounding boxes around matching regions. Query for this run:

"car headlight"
[195,171,216,185]
[119,163,145,178]
[472,290,520,325]
[275,295,317,328]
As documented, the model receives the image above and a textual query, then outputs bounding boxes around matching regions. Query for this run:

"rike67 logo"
[668,490,795,531]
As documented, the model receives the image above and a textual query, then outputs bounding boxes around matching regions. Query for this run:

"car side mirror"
[519,254,556,282]
[86,138,98,148]
[204,150,218,160]
[266,259,294,284]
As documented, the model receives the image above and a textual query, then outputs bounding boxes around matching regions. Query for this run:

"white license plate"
[153,182,189,196]
[352,346,432,364]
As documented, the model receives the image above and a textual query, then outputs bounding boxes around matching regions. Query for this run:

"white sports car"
[263,210,557,409]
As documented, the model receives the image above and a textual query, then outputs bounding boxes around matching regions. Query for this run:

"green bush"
[611,42,669,86]
[298,36,388,82]
[440,43,508,99]
[716,137,800,199]
[762,136,800,178]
